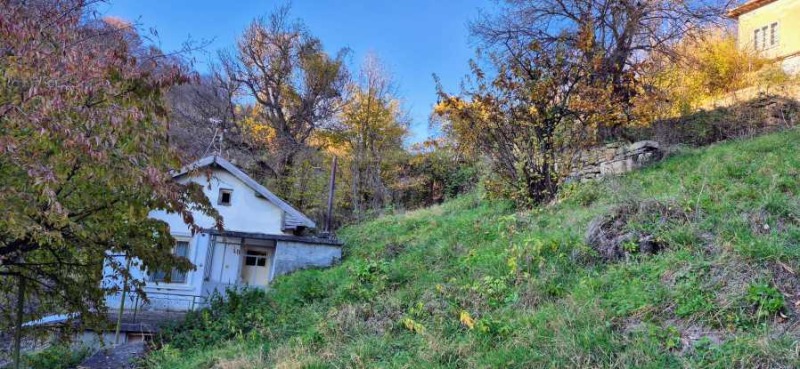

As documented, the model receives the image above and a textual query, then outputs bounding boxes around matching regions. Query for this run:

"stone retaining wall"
[570,140,663,181]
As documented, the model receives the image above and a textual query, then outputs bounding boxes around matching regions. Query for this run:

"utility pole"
[324,156,338,236]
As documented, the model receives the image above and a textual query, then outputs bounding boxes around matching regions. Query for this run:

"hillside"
[145,130,800,369]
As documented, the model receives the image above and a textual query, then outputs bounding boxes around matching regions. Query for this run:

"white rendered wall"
[783,55,800,75]
[272,241,342,278]
[104,233,212,311]
[149,168,289,236]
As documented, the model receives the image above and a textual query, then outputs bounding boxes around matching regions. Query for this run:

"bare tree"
[166,73,239,161]
[472,0,734,131]
[219,5,349,184]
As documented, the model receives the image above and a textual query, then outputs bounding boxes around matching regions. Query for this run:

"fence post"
[132,294,140,323]
[114,257,132,345]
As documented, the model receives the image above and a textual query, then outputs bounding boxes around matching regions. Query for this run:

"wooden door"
[240,248,273,287]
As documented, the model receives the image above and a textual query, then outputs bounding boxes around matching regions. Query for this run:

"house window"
[218,189,233,206]
[150,241,189,284]
[770,22,779,47]
[244,249,268,267]
[754,28,760,50]
[755,23,779,51]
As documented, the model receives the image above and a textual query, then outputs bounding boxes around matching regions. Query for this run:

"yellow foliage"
[507,256,518,275]
[238,105,277,145]
[402,318,426,334]
[644,26,789,118]
[459,311,475,330]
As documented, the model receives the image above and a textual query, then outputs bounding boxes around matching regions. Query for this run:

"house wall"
[105,235,343,311]
[206,236,242,286]
[104,233,212,311]
[103,167,339,312]
[202,237,277,289]
[272,241,342,278]
[149,168,289,236]
[737,0,800,67]
[115,167,291,307]
[783,54,800,74]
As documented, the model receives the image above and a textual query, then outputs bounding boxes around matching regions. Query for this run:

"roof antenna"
[208,117,224,158]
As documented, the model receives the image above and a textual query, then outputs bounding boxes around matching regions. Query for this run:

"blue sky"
[99,0,490,143]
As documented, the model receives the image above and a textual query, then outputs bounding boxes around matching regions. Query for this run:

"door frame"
[239,245,276,286]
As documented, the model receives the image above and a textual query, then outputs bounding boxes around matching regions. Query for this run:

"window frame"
[754,28,760,50]
[244,249,268,267]
[149,239,191,285]
[770,22,779,48]
[218,188,233,206]
[756,22,780,51]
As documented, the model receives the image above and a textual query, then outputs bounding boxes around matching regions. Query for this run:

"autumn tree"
[220,6,349,192]
[394,138,478,208]
[473,0,734,132]
[327,56,409,220]
[435,42,606,205]
[0,0,218,332]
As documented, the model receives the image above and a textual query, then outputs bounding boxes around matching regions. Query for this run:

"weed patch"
[586,200,692,261]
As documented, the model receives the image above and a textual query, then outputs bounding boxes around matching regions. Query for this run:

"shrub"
[640,26,787,119]
[340,259,389,301]
[23,344,90,369]
[630,96,800,147]
[745,282,785,321]
[156,288,273,350]
[272,270,330,305]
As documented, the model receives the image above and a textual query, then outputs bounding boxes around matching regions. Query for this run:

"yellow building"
[728,0,800,74]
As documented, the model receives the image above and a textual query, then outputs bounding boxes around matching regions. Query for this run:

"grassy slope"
[146,130,800,369]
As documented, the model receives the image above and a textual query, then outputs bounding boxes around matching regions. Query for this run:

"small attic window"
[218,189,233,206]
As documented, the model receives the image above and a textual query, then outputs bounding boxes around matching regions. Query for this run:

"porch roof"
[205,229,343,247]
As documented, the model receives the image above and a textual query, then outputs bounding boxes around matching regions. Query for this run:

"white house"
[104,155,342,312]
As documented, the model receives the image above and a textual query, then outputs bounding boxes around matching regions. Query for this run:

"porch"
[197,230,343,299]
[105,231,342,313]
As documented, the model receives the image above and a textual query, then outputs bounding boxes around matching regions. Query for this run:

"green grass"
[144,130,800,368]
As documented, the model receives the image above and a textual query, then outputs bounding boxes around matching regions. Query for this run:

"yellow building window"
[754,28,761,50]
[770,23,779,47]
[755,22,779,51]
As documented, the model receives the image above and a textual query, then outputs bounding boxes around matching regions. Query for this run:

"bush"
[271,269,331,305]
[23,344,90,369]
[341,259,389,301]
[155,288,273,350]
[640,26,787,118]
[629,96,800,147]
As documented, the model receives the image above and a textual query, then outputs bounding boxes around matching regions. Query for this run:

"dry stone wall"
[570,140,663,181]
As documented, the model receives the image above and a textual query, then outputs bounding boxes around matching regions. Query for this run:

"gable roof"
[727,0,779,18]
[174,156,316,231]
